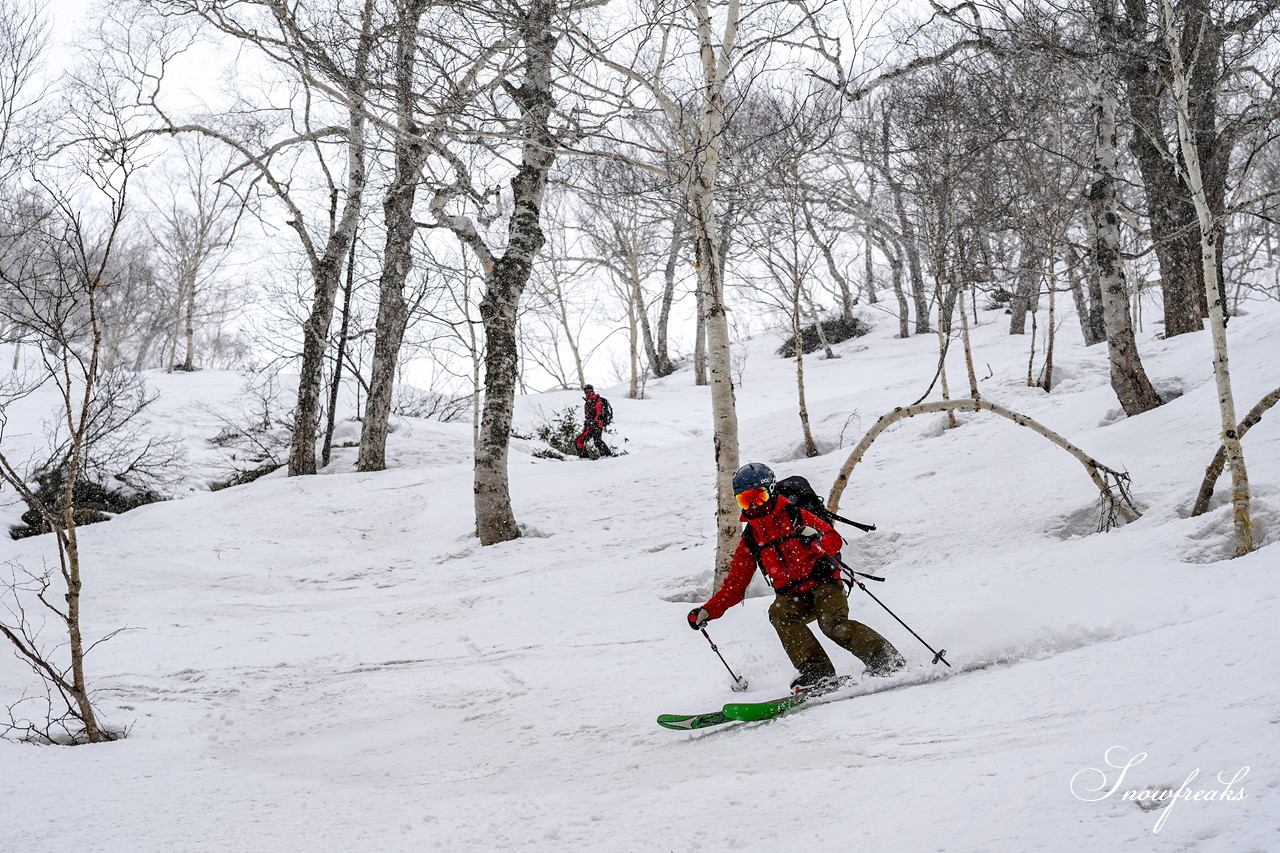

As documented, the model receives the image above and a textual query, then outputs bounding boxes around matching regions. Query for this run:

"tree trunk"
[1191,385,1279,516]
[863,231,877,306]
[291,211,361,473]
[1090,0,1163,417]
[803,202,855,320]
[794,277,819,457]
[627,282,640,398]
[1120,0,1213,338]
[697,201,742,587]
[474,0,558,545]
[803,294,837,359]
[693,262,708,386]
[287,4,373,476]
[1068,241,1106,346]
[889,244,909,338]
[322,237,357,468]
[690,0,743,587]
[628,241,661,385]
[935,273,957,428]
[181,273,196,370]
[892,186,930,334]
[957,287,979,398]
[166,274,185,372]
[1009,234,1043,336]
[653,203,684,377]
[1162,0,1252,555]
[1039,244,1057,391]
[829,397,1140,526]
[61,527,103,742]
[358,1,427,473]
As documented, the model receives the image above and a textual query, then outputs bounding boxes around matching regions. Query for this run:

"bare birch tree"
[130,0,379,476]
[0,151,138,744]
[147,135,242,372]
[427,0,573,545]
[569,0,835,580]
[1159,0,1252,555]
[1089,0,1163,416]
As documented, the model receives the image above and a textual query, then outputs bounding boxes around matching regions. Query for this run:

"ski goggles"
[735,486,771,510]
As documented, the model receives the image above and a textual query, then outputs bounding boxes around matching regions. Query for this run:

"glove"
[797,525,822,545]
[687,607,710,630]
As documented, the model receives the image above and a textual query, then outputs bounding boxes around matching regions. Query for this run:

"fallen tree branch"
[828,397,1140,527]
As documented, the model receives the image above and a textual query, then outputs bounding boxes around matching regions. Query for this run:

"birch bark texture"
[357,0,429,473]
[1159,0,1252,556]
[688,0,744,587]
[0,156,137,743]
[1087,0,1162,417]
[469,0,560,545]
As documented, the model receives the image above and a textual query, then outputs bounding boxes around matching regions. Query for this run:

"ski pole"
[700,628,749,691]
[841,566,886,583]
[830,512,876,533]
[839,561,951,667]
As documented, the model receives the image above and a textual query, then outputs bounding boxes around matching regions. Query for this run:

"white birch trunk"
[794,278,818,457]
[691,0,742,589]
[1161,0,1252,556]
[1088,0,1163,418]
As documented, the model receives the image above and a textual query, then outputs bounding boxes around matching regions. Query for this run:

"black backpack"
[775,476,875,532]
[740,475,878,592]
[599,397,613,427]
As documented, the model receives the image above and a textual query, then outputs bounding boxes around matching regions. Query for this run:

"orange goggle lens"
[736,487,771,509]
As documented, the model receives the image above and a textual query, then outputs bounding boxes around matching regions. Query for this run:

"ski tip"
[657,716,698,730]
[657,711,731,731]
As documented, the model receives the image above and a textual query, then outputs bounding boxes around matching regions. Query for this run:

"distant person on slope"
[687,462,905,691]
[575,384,612,459]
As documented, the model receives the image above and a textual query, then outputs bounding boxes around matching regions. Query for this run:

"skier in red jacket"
[687,462,905,690]
[575,384,612,459]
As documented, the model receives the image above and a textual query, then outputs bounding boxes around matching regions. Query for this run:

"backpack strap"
[741,503,838,593]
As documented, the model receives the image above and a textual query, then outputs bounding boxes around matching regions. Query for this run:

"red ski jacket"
[583,393,606,428]
[703,496,843,619]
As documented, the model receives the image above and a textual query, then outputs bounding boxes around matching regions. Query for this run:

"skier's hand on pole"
[687,607,710,630]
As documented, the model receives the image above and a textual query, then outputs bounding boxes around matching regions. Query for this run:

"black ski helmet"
[732,462,776,495]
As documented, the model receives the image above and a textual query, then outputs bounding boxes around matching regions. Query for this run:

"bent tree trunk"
[1191,385,1280,517]
[828,398,1140,527]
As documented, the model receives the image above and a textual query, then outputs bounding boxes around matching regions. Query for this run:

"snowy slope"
[1,301,1277,853]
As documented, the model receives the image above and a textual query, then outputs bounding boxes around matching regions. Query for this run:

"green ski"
[722,693,816,722]
[657,710,732,730]
[660,663,978,731]
[723,676,855,722]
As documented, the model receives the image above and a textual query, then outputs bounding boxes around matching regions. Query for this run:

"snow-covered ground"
[2,299,1277,852]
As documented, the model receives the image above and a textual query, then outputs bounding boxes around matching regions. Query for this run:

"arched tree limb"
[828,398,1140,526]
[1191,385,1280,517]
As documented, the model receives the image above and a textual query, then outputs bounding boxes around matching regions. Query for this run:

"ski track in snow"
[3,302,1279,852]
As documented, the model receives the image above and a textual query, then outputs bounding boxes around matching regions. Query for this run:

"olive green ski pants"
[768,579,890,676]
